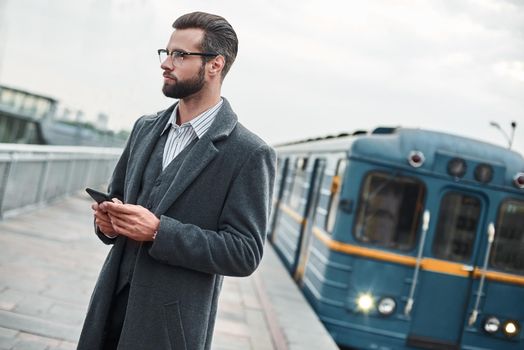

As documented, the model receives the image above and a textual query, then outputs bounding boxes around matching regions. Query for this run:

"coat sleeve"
[148,144,277,277]
[94,117,142,245]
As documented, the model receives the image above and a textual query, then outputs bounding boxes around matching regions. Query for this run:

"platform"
[0,194,338,350]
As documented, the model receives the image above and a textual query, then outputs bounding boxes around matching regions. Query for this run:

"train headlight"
[408,151,425,168]
[514,173,524,189]
[377,297,396,316]
[356,293,374,313]
[447,158,467,178]
[502,320,520,338]
[483,317,500,334]
[474,163,493,183]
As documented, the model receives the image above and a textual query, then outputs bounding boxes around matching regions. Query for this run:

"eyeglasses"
[157,49,218,66]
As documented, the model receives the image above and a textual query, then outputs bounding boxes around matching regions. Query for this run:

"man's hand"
[101,201,160,241]
[92,200,119,236]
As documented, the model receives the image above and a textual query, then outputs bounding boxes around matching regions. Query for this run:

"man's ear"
[208,55,225,78]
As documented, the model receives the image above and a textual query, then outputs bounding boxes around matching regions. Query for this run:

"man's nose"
[160,58,173,71]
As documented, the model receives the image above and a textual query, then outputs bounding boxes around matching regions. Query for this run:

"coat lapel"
[154,98,238,215]
[125,105,175,204]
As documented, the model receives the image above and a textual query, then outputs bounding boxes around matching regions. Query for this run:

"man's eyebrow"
[167,46,189,52]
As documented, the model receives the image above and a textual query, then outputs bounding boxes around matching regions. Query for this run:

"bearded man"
[78,12,276,350]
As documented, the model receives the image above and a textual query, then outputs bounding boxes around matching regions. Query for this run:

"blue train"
[269,127,524,350]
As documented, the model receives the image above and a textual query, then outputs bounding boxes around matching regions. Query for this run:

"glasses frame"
[157,49,218,65]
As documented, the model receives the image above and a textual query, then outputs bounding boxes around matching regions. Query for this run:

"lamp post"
[490,121,517,149]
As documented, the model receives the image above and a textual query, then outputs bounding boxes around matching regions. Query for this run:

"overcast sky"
[1,0,523,155]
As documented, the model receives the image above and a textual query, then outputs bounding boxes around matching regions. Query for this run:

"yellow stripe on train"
[312,226,524,285]
[278,202,308,226]
[276,202,524,286]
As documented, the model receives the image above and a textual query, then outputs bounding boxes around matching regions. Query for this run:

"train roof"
[274,127,524,186]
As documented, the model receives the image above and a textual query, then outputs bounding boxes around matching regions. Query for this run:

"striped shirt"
[161,99,223,169]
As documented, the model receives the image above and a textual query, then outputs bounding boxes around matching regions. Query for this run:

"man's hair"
[173,12,238,79]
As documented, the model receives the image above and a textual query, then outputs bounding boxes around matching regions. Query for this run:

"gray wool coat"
[77,98,276,350]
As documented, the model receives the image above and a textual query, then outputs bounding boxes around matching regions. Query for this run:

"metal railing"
[0,143,122,219]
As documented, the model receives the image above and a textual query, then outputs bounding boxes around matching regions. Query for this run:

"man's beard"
[162,64,205,99]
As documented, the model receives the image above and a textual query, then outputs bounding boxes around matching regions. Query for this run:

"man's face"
[161,28,207,99]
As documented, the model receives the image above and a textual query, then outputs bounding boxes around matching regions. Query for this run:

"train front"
[272,128,524,350]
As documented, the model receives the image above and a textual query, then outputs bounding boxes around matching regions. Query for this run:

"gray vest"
[116,132,197,293]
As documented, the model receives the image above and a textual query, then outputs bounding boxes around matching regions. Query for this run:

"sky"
[1,0,523,156]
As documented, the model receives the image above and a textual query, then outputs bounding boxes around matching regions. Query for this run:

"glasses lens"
[158,50,168,63]
[172,51,184,66]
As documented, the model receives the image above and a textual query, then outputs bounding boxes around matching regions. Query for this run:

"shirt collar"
[162,99,224,139]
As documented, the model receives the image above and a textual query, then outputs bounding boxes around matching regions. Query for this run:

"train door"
[272,156,314,272]
[293,158,326,281]
[295,157,347,283]
[407,190,485,349]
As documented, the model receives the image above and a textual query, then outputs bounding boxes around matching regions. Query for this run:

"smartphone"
[85,187,112,204]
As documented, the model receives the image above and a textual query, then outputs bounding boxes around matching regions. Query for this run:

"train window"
[288,157,309,209]
[490,199,524,275]
[274,157,289,200]
[281,157,297,205]
[354,172,425,251]
[325,159,347,233]
[433,193,480,263]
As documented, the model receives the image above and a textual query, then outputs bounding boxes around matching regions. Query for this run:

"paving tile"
[238,278,262,310]
[48,340,77,350]
[45,303,86,326]
[245,309,274,350]
[40,285,89,305]
[16,332,61,347]
[217,300,245,323]
[0,310,79,343]
[0,336,18,350]
[0,289,25,311]
[0,327,18,339]
[214,318,252,337]
[211,332,251,350]
[0,274,47,294]
[12,293,55,317]
[11,341,49,350]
